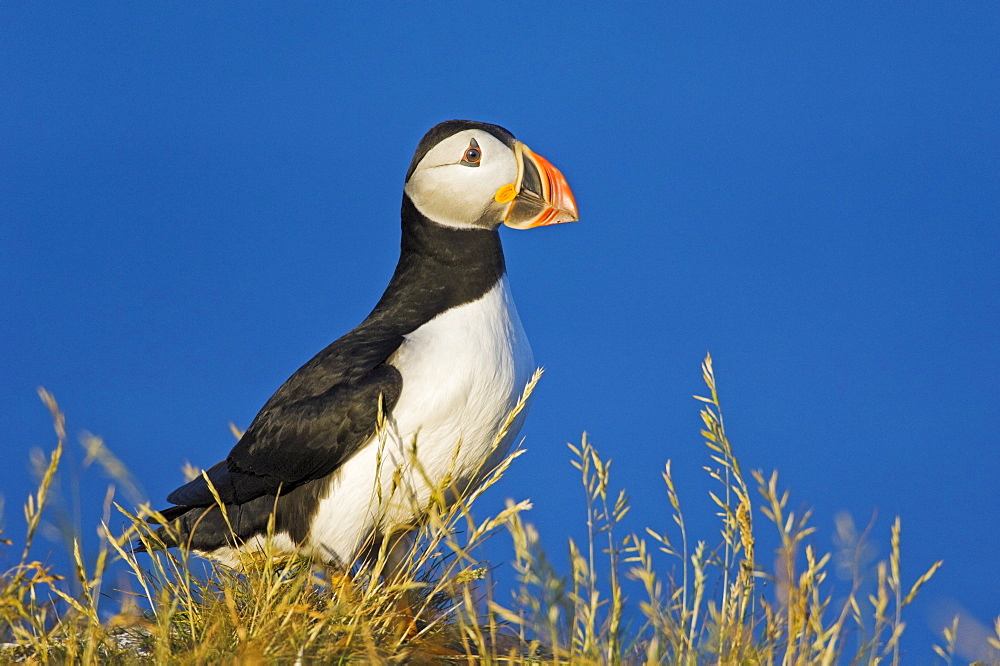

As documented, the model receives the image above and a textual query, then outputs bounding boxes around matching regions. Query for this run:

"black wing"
[164,195,508,511]
[166,328,403,508]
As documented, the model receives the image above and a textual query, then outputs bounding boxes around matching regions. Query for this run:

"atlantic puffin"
[151,120,578,571]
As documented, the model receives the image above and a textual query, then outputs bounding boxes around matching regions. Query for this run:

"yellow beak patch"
[494,183,517,204]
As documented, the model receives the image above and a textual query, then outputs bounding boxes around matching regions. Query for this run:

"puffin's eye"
[460,138,481,166]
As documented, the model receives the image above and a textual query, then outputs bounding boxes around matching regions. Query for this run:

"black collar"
[361,195,506,334]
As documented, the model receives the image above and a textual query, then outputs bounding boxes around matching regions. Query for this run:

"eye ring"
[460,138,482,166]
[464,147,482,163]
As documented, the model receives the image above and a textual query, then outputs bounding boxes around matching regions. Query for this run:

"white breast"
[305,276,534,565]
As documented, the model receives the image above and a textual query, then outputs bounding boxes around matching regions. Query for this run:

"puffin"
[151,120,578,572]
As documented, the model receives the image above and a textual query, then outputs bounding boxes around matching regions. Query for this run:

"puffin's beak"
[501,141,579,229]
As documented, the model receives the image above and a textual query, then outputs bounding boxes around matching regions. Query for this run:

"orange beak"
[502,142,579,229]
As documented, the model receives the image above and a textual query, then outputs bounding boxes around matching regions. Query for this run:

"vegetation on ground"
[2,355,993,663]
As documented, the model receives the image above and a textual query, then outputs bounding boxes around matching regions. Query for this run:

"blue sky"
[3,3,998,659]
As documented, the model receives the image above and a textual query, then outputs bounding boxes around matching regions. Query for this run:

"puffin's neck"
[397,195,505,271]
[363,195,507,332]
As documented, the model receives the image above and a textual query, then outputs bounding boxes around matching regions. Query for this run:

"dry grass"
[1,355,988,663]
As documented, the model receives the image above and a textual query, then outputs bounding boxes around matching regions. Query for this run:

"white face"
[404,129,518,230]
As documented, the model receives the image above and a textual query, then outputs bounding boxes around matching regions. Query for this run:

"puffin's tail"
[131,505,191,553]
